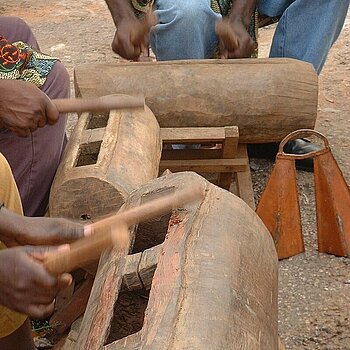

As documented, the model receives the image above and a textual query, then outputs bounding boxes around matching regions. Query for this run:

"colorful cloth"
[0,35,58,88]
[0,16,69,217]
[0,152,27,339]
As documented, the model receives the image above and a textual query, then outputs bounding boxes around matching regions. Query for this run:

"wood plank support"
[159,158,248,173]
[121,244,164,292]
[160,126,255,208]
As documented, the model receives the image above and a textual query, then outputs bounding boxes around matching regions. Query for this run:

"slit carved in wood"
[66,172,278,350]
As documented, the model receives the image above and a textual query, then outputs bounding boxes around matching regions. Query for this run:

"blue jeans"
[150,0,349,74]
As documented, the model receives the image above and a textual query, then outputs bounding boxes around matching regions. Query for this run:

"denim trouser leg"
[151,0,221,60]
[258,0,350,74]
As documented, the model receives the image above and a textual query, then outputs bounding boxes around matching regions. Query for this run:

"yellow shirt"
[0,153,27,338]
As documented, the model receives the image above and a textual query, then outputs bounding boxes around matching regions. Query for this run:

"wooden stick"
[43,184,204,275]
[92,183,204,231]
[53,94,145,114]
[43,222,129,276]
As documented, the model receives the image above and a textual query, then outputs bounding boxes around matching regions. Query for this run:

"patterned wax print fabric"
[0,35,58,88]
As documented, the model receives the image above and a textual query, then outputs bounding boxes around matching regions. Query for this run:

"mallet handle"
[93,184,204,231]
[53,95,145,114]
[43,222,128,275]
[43,185,204,275]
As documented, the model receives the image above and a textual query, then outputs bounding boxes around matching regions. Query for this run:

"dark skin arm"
[0,80,59,137]
[216,0,257,59]
[0,206,87,247]
[0,206,88,318]
[104,0,156,60]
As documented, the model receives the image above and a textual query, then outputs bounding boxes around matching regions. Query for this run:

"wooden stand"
[63,173,278,350]
[160,126,255,209]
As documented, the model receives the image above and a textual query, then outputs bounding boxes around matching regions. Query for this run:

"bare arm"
[104,0,156,60]
[216,0,257,59]
[104,0,136,26]
[229,0,256,28]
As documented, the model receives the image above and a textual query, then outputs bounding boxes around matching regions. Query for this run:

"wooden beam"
[159,158,248,173]
[218,126,239,190]
[161,127,226,143]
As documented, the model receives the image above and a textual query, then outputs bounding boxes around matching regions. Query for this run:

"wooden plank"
[160,127,226,143]
[138,243,163,290]
[50,277,94,334]
[234,144,255,209]
[218,126,239,190]
[122,252,142,291]
[74,58,318,143]
[80,127,105,145]
[278,336,286,350]
[74,247,128,349]
[159,158,248,173]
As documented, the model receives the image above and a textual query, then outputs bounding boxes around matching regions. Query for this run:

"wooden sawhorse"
[159,126,255,209]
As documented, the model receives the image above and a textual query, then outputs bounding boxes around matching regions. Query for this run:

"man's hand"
[0,80,59,137]
[0,246,71,319]
[111,13,156,61]
[0,206,86,248]
[216,18,257,59]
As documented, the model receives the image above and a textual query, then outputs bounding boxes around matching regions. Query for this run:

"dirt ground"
[2,1,350,349]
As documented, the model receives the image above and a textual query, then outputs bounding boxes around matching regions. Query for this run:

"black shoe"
[247,142,279,160]
[284,138,321,172]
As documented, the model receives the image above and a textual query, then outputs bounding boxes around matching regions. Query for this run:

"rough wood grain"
[74,58,318,143]
[122,252,142,291]
[50,277,94,334]
[49,103,161,220]
[159,158,248,173]
[138,243,163,290]
[68,172,278,349]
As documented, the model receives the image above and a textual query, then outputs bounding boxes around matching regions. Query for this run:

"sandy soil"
[1,1,350,349]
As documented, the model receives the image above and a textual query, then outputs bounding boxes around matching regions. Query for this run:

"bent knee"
[0,16,35,44]
[173,2,211,25]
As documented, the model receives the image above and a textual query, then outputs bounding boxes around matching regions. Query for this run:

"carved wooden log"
[74,58,318,143]
[49,103,161,220]
[69,172,278,350]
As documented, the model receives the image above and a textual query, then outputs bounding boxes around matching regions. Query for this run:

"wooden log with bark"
[74,58,318,143]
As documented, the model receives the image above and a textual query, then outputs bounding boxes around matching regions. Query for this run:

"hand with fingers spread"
[0,79,59,137]
[0,246,72,319]
[216,18,257,59]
